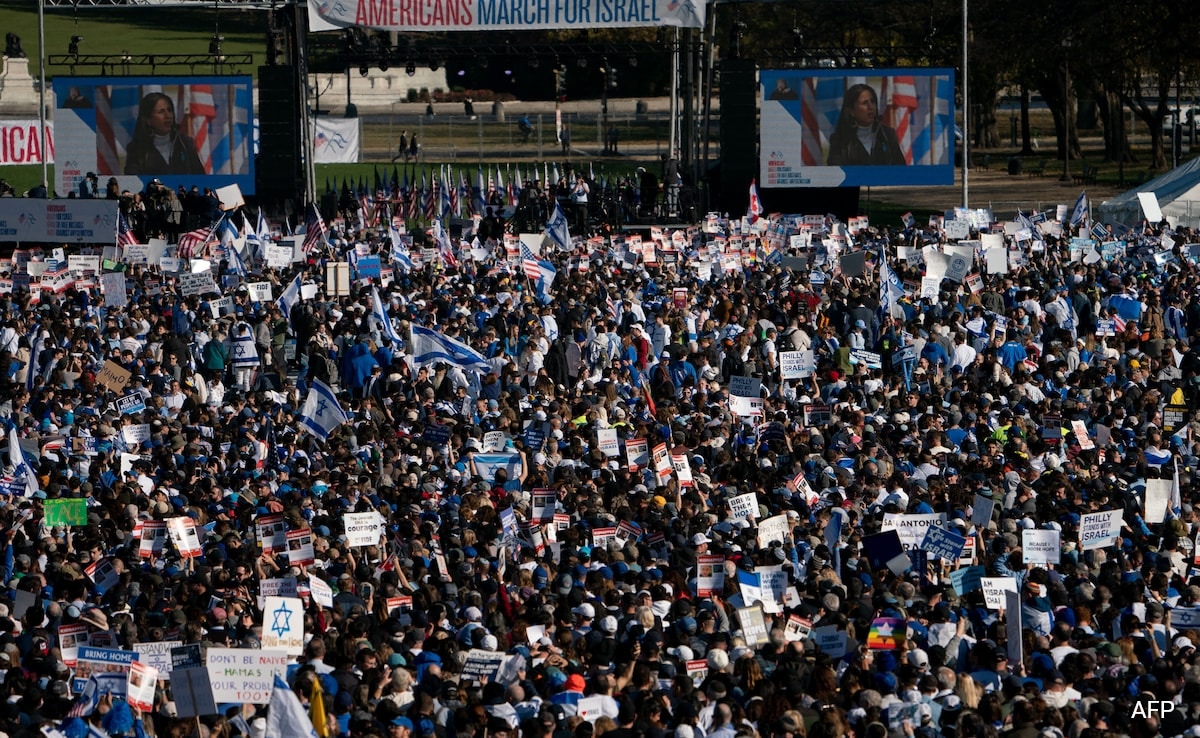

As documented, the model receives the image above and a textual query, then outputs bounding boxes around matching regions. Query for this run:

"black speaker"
[718,59,758,214]
[256,65,303,205]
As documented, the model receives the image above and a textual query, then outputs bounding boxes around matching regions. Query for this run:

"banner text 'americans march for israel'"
[309,0,705,32]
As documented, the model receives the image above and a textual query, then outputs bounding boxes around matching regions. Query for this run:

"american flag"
[448,167,460,218]
[520,242,543,281]
[184,84,217,174]
[882,76,919,165]
[423,175,438,221]
[177,218,220,258]
[800,76,844,166]
[116,211,138,247]
[303,203,327,253]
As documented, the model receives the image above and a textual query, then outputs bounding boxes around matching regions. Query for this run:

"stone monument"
[1,34,42,115]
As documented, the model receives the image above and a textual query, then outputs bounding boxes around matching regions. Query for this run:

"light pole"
[961,0,969,208]
[1060,37,1072,182]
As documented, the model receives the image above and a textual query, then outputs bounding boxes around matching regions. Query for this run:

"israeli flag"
[472,452,523,483]
[411,325,491,374]
[1070,191,1089,227]
[267,675,318,738]
[245,209,270,260]
[535,259,557,305]
[227,239,249,278]
[879,244,905,315]
[231,324,259,368]
[371,287,404,349]
[276,275,302,325]
[298,379,349,442]
[8,425,37,498]
[546,201,571,251]
[390,227,414,272]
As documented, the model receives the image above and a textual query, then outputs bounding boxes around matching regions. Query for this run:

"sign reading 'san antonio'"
[309,0,706,31]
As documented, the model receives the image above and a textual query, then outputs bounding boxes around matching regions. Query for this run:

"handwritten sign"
[205,648,288,704]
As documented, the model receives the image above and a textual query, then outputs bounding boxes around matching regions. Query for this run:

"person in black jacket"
[826,84,906,167]
[124,92,205,176]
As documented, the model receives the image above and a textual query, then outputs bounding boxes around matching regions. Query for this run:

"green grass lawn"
[1,0,265,78]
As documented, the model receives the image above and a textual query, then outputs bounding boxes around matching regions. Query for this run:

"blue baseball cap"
[392,717,413,730]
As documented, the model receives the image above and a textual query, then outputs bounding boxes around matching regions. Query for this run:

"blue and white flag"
[7,426,37,498]
[472,452,523,483]
[389,227,414,271]
[298,379,349,442]
[1070,192,1089,227]
[879,244,905,315]
[411,325,491,374]
[245,208,270,260]
[371,288,404,348]
[227,239,249,278]
[217,216,240,246]
[266,675,318,738]
[277,275,302,324]
[545,202,571,251]
[230,324,259,368]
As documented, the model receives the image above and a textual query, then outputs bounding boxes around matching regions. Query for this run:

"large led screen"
[759,69,955,188]
[54,76,254,197]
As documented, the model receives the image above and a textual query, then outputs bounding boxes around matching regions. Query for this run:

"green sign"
[44,498,88,527]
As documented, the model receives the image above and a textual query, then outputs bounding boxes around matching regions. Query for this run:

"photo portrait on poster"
[759,68,955,188]
[53,76,254,197]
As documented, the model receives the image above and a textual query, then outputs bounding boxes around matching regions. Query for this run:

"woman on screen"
[124,92,205,176]
[826,84,906,167]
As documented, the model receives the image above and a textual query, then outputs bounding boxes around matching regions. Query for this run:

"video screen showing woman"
[826,84,906,167]
[124,92,205,176]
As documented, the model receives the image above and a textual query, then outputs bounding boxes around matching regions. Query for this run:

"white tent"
[1097,157,1200,227]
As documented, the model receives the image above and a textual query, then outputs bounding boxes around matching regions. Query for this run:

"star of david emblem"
[270,601,293,637]
[874,620,894,638]
[314,399,330,417]
[234,344,247,356]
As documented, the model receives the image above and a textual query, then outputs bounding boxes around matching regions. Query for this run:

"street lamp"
[1060,36,1072,182]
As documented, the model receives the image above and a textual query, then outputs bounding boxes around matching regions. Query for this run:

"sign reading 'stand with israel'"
[308,0,706,31]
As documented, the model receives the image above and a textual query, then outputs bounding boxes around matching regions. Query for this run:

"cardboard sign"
[1145,479,1172,524]
[597,428,620,457]
[205,648,288,704]
[132,641,182,682]
[812,626,847,658]
[309,576,334,609]
[696,554,725,598]
[43,498,88,527]
[260,597,305,656]
[971,495,995,528]
[96,360,132,392]
[736,606,769,646]
[727,492,759,521]
[247,282,274,302]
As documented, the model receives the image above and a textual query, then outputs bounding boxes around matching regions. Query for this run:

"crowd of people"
[0,181,1197,738]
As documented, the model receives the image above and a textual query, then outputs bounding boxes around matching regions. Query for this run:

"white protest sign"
[1079,510,1123,550]
[309,577,334,609]
[597,428,620,457]
[981,577,1018,610]
[728,492,759,521]
[101,272,128,308]
[247,282,274,302]
[757,514,790,549]
[343,512,383,547]
[259,597,304,656]
[780,350,814,380]
[178,271,217,297]
[1021,529,1061,565]
[258,576,299,606]
[265,244,292,269]
[1138,192,1163,223]
[881,513,948,550]
[1145,479,1172,524]
[205,648,288,704]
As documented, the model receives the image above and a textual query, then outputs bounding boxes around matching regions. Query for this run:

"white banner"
[308,0,706,32]
[312,117,361,164]
[0,199,117,243]
[0,120,53,164]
